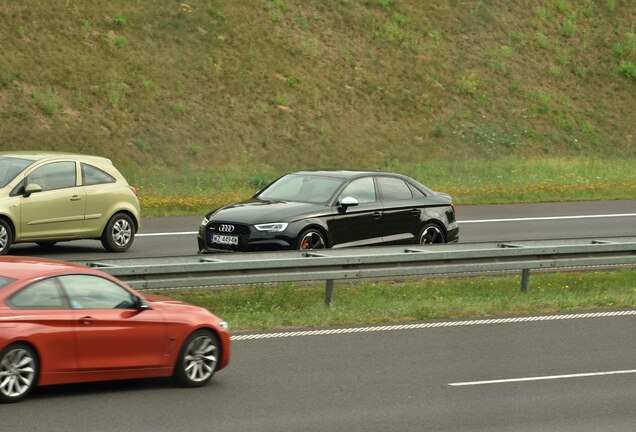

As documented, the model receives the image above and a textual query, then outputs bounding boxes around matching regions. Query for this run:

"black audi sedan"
[197,170,458,252]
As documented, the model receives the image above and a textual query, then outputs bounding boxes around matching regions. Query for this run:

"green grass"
[150,269,636,332]
[1,2,635,175]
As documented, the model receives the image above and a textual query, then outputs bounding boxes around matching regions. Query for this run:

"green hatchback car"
[0,152,141,255]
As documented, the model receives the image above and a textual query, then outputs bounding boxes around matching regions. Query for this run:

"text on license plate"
[211,234,239,245]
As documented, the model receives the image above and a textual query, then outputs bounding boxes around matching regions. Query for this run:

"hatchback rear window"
[82,163,116,186]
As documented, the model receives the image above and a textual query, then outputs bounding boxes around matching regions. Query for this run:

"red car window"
[8,278,67,309]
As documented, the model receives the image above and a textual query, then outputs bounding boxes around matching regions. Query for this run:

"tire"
[174,330,220,388]
[101,213,135,252]
[417,223,446,245]
[0,343,39,403]
[297,228,327,250]
[0,219,12,256]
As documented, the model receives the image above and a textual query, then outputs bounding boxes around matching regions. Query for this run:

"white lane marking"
[230,310,636,341]
[137,232,197,237]
[137,214,636,236]
[460,213,636,224]
[449,369,636,387]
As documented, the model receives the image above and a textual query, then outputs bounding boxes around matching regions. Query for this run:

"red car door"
[59,275,168,370]
[73,308,167,370]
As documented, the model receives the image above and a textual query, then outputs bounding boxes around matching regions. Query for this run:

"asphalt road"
[7,200,636,261]
[2,311,635,431]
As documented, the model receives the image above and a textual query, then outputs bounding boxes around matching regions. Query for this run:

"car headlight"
[201,216,209,226]
[219,321,229,331]
[254,222,289,232]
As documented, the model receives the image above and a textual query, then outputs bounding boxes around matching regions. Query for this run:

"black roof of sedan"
[291,170,401,178]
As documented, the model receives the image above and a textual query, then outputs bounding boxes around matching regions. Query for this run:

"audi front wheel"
[297,229,327,250]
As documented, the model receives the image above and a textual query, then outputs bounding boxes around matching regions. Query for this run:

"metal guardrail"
[76,237,636,305]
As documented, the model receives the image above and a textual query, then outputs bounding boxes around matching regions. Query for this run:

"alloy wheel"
[419,224,445,244]
[0,347,37,401]
[0,226,8,253]
[299,230,326,250]
[112,218,132,248]
[183,335,217,383]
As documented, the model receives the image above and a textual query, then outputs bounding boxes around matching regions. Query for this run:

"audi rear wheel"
[418,223,446,244]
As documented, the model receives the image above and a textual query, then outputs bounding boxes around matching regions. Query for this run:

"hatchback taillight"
[128,185,138,196]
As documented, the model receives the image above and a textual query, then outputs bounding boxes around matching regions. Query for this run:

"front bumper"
[198,225,297,253]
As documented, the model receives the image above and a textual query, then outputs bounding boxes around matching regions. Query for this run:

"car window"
[82,163,116,186]
[0,157,34,188]
[27,161,76,191]
[338,177,376,204]
[261,175,304,198]
[0,276,15,289]
[59,274,138,309]
[378,177,413,201]
[8,278,67,309]
[258,174,345,204]
[408,183,426,198]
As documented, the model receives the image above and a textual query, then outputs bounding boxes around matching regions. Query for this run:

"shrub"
[617,61,636,80]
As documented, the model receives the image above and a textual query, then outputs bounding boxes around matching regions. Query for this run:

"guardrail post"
[521,269,530,293]
[325,280,334,306]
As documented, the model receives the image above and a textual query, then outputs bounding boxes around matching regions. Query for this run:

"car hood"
[144,293,205,313]
[208,199,329,224]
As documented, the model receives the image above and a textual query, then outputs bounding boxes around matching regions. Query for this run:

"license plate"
[211,234,239,246]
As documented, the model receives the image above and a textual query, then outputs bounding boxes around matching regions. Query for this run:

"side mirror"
[135,296,150,311]
[339,196,359,210]
[24,183,42,197]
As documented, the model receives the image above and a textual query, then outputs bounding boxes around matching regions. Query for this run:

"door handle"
[79,316,95,325]
[70,195,82,201]
[373,211,383,219]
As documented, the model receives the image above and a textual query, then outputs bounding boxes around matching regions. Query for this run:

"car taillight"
[128,185,138,196]
[451,203,456,215]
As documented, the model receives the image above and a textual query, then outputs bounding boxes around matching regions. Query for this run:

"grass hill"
[1,0,635,184]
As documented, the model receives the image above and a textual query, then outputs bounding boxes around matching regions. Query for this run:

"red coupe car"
[0,256,230,403]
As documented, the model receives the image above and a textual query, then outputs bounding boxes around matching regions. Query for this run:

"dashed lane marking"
[449,369,636,386]
[230,310,636,341]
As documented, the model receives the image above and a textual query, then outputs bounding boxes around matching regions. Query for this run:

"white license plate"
[211,234,239,246]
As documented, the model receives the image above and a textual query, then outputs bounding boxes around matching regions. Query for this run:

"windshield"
[257,174,346,204]
[0,157,35,188]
